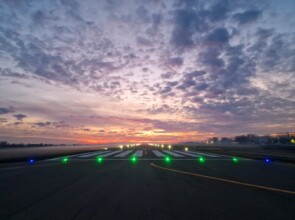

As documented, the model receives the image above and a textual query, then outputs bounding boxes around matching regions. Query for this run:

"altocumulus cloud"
[13,114,27,121]
[0,0,294,142]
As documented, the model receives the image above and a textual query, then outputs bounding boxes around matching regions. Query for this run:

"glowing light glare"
[185,147,188,151]
[265,158,271,163]
[291,139,295,144]
[119,145,123,149]
[62,157,69,163]
[232,157,239,163]
[164,156,171,163]
[28,159,35,164]
[130,156,137,163]
[97,157,103,163]
[198,157,205,163]
[168,145,172,150]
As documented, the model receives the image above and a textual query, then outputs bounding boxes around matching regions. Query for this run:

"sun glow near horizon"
[0,0,294,144]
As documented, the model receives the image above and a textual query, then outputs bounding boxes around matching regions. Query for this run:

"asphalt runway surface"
[0,147,294,220]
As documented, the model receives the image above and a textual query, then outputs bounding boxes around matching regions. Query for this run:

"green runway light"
[164,156,171,163]
[130,156,137,163]
[198,157,205,163]
[61,157,69,164]
[232,157,239,163]
[97,157,103,163]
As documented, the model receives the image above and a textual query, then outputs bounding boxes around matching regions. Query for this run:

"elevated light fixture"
[130,156,137,163]
[164,156,171,163]
[61,157,69,164]
[28,159,35,165]
[232,157,239,163]
[97,157,103,163]
[198,157,205,163]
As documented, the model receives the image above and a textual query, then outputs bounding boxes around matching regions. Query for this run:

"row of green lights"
[164,156,239,164]
[60,156,240,164]
[60,157,104,164]
[60,156,137,164]
[164,156,205,163]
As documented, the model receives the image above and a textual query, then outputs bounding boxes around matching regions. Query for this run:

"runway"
[45,148,232,161]
[0,148,294,220]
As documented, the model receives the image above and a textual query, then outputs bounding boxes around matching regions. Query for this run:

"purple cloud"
[0,107,14,115]
[13,114,27,121]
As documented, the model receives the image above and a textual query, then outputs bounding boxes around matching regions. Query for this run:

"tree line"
[234,133,295,144]
[0,141,55,148]
[209,132,295,144]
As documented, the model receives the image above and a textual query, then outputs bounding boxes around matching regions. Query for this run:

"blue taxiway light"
[28,159,35,164]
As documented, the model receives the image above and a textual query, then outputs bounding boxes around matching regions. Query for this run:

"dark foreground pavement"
[0,158,294,220]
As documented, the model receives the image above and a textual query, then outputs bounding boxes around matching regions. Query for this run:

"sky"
[0,0,294,144]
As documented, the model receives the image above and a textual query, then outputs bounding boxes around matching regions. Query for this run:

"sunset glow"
[0,0,294,144]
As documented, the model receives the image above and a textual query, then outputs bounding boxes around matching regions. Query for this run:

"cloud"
[136,36,153,46]
[151,13,163,32]
[0,107,14,115]
[136,5,150,23]
[52,121,70,128]
[32,121,71,129]
[233,10,262,25]
[13,122,24,126]
[0,68,29,79]
[0,0,294,142]
[0,118,8,123]
[206,1,229,22]
[171,26,194,48]
[136,104,177,115]
[204,28,230,45]
[31,10,46,26]
[33,121,51,127]
[176,71,206,90]
[13,114,27,121]
[167,57,184,66]
[170,8,207,48]
[199,49,224,69]
[161,72,174,79]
